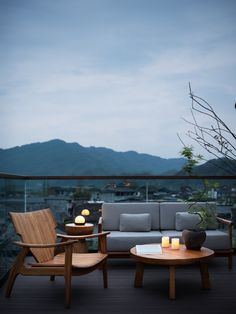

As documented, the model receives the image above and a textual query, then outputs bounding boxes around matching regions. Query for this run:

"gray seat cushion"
[161,230,184,243]
[107,231,163,252]
[161,230,231,250]
[204,230,231,250]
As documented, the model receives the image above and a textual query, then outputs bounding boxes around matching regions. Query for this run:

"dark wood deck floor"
[0,256,235,314]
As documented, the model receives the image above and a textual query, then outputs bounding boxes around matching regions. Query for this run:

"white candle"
[162,236,170,248]
[171,238,180,249]
[74,215,85,225]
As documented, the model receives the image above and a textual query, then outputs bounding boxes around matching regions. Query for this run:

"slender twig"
[181,84,236,174]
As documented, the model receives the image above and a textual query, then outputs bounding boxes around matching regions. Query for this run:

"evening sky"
[0,0,235,158]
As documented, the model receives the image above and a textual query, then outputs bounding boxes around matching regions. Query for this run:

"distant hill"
[193,158,236,176]
[0,139,186,176]
[176,158,236,176]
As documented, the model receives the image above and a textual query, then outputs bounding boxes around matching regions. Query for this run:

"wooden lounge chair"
[5,208,109,308]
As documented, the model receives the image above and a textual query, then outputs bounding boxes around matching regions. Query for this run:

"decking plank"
[0,257,235,314]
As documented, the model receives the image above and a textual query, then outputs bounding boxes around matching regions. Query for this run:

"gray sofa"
[98,202,234,268]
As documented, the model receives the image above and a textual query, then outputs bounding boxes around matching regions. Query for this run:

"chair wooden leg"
[5,248,28,298]
[102,261,108,288]
[64,245,72,308]
[64,274,72,309]
[5,268,18,298]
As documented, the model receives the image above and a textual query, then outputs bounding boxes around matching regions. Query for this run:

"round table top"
[66,223,94,228]
[65,223,94,235]
[130,244,214,266]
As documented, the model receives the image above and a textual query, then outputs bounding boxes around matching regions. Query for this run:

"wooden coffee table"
[130,244,214,299]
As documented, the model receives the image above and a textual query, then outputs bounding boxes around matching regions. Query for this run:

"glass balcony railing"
[0,173,236,283]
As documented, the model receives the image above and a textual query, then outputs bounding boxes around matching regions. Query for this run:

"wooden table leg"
[169,266,175,299]
[72,240,88,253]
[61,238,88,253]
[134,262,144,288]
[199,262,211,289]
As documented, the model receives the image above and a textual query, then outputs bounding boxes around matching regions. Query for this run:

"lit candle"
[171,238,180,249]
[74,215,85,225]
[162,236,170,248]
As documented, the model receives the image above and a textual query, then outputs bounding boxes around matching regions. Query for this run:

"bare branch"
[181,84,236,174]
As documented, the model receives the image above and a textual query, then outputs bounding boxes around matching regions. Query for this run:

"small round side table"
[65,223,94,235]
[65,223,94,252]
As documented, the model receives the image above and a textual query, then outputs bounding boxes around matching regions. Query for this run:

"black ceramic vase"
[182,229,206,250]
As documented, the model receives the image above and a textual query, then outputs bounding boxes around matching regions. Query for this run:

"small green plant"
[188,202,217,230]
[180,146,218,230]
[188,180,218,230]
[180,146,203,175]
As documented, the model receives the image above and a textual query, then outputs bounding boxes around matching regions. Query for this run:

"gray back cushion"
[160,202,217,230]
[120,213,151,232]
[160,202,189,229]
[175,212,201,231]
[102,203,160,230]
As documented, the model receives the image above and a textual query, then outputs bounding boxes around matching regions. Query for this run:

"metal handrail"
[0,172,235,180]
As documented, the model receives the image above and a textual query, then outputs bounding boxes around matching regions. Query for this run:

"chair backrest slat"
[10,208,57,263]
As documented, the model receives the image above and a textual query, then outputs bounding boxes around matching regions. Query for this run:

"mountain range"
[0,139,186,176]
[0,139,235,176]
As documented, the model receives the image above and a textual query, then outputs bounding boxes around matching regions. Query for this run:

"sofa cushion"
[119,213,151,232]
[160,202,189,230]
[107,231,163,252]
[204,230,231,250]
[161,229,231,250]
[207,220,218,230]
[102,203,160,231]
[160,202,217,230]
[161,230,184,243]
[175,212,201,231]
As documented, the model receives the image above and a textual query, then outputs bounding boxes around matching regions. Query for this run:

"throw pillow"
[119,213,151,232]
[175,212,201,231]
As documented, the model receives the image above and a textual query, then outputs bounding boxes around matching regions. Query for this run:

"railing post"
[146,181,149,202]
[24,181,27,212]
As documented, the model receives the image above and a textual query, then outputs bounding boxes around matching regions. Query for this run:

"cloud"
[0,0,236,159]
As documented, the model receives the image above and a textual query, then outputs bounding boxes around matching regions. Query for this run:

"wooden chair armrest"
[216,217,234,249]
[13,240,77,249]
[216,216,234,226]
[58,232,110,254]
[98,217,103,233]
[57,231,110,240]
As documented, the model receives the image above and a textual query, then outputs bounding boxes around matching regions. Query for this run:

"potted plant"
[182,201,218,250]
[180,146,218,249]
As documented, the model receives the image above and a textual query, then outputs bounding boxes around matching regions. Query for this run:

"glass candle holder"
[171,238,180,249]
[161,236,170,248]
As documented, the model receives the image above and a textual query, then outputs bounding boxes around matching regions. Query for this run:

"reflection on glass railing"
[0,224,20,282]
